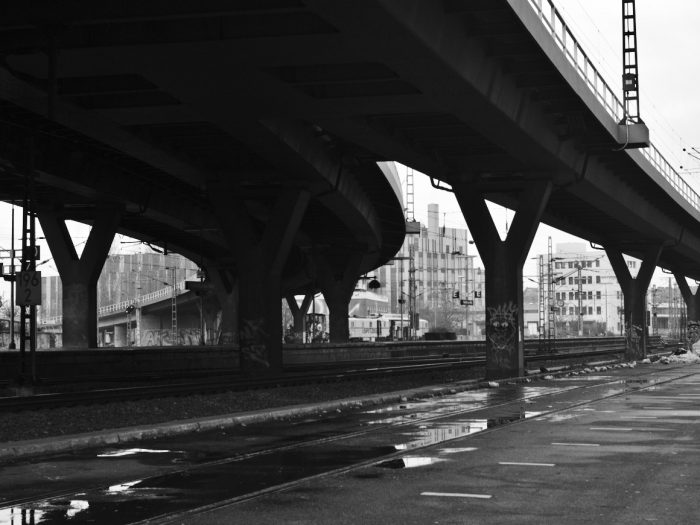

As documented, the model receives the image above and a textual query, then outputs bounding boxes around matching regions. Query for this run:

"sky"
[1,0,699,298]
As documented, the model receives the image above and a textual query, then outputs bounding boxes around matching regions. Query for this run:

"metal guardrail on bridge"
[39,279,189,326]
[527,0,700,213]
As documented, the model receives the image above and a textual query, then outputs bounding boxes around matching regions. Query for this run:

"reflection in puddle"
[438,447,478,454]
[392,411,542,451]
[0,500,89,525]
[65,500,89,518]
[543,412,581,422]
[107,480,142,494]
[97,448,176,458]
[0,507,45,525]
[378,456,446,469]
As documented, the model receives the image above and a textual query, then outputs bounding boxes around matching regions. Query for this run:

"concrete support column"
[285,292,313,343]
[113,324,126,347]
[206,266,238,345]
[38,207,120,348]
[673,272,700,348]
[455,181,552,379]
[605,245,662,360]
[315,253,364,343]
[210,187,310,373]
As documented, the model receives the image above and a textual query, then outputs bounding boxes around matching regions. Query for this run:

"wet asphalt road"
[0,363,697,524]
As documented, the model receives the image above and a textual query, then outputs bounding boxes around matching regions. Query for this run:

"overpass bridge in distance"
[1,0,700,379]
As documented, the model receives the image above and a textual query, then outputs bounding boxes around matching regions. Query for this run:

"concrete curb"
[0,359,649,462]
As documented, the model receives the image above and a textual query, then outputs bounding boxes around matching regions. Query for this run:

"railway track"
[0,344,661,413]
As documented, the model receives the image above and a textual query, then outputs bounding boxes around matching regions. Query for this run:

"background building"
[374,203,485,338]
[535,242,689,339]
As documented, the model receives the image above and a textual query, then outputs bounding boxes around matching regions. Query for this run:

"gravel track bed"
[0,367,485,443]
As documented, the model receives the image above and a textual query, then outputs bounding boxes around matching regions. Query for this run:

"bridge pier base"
[456,181,551,380]
[673,271,700,349]
[606,245,662,360]
[210,187,309,374]
[315,252,364,343]
[38,206,120,349]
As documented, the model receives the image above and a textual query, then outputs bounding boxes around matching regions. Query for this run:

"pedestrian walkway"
[194,362,700,525]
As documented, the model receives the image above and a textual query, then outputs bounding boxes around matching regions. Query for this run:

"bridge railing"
[527,0,700,213]
[39,279,188,325]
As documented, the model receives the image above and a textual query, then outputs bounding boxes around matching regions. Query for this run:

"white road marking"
[498,462,555,467]
[589,427,633,431]
[421,492,492,499]
[552,442,600,447]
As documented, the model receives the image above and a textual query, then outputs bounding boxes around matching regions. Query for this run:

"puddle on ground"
[437,447,479,454]
[377,456,446,469]
[97,448,179,458]
[390,411,542,451]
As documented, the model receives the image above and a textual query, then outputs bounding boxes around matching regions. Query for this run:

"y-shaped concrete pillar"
[205,265,238,345]
[285,292,313,343]
[605,246,662,360]
[673,271,700,349]
[210,187,310,373]
[38,207,120,348]
[313,252,364,343]
[455,182,551,379]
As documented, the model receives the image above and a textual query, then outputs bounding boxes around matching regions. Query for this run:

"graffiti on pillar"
[141,329,203,346]
[486,302,518,367]
[240,318,270,368]
[625,321,643,356]
[686,321,700,350]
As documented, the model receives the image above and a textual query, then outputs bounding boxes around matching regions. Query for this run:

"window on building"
[627,260,636,268]
[568,262,573,268]
[596,276,601,284]
[587,291,592,300]
[569,292,574,300]
[587,276,592,284]
[568,277,573,285]
[569,307,574,315]
[596,291,601,300]
[597,306,602,315]
[587,261,592,267]
[595,259,600,267]
[587,306,592,315]
[556,292,560,300]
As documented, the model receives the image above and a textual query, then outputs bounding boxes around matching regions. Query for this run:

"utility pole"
[408,242,416,340]
[399,256,404,340]
[538,255,546,349]
[547,237,555,347]
[170,267,177,345]
[577,262,583,336]
[9,203,15,349]
[622,0,641,123]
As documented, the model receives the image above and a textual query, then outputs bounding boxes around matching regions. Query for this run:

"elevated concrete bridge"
[1,0,699,378]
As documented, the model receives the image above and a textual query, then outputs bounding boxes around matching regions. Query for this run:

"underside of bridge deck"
[0,1,698,375]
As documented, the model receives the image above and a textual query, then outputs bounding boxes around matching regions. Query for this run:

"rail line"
[0,342,670,413]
